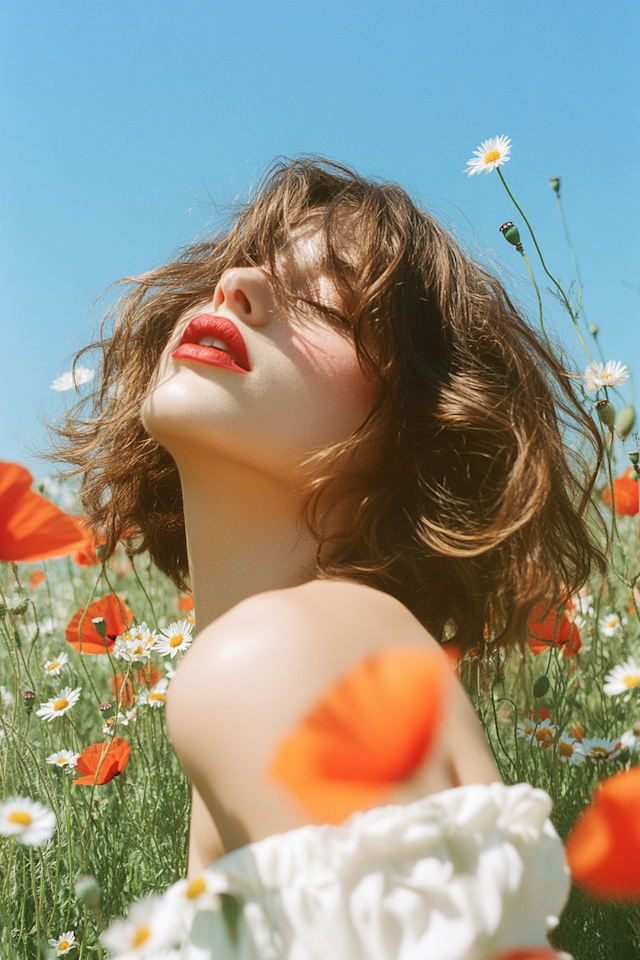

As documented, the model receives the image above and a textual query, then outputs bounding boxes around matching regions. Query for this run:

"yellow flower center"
[150,693,167,703]
[132,924,150,949]
[484,149,501,164]
[122,633,131,643]
[132,646,144,657]
[56,758,68,765]
[169,634,184,648]
[54,698,69,712]
[535,728,554,748]
[48,662,60,671]
[591,747,608,759]
[8,810,32,826]
[558,741,574,758]
[624,674,640,688]
[59,941,70,951]
[186,877,206,899]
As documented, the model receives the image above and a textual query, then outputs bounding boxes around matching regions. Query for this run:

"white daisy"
[516,717,536,741]
[620,730,638,753]
[603,657,640,695]
[532,722,555,750]
[125,706,137,724]
[465,135,511,176]
[165,872,225,916]
[580,736,623,765]
[164,662,176,680]
[101,894,184,958]
[50,367,94,392]
[0,685,15,709]
[154,620,194,659]
[582,360,629,392]
[556,733,584,765]
[43,652,70,676]
[102,713,127,737]
[46,749,80,770]
[138,678,169,708]
[0,796,56,845]
[599,613,622,636]
[35,686,81,722]
[47,931,76,955]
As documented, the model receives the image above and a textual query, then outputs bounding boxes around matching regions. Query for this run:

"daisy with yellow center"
[101,894,184,957]
[603,657,640,696]
[0,796,56,845]
[43,651,69,676]
[580,736,623,765]
[464,135,512,176]
[534,724,555,750]
[113,622,157,662]
[138,678,169,708]
[557,733,585,765]
[46,749,80,770]
[582,360,630,392]
[36,686,81,722]
[47,931,76,955]
[155,619,194,659]
[165,871,226,917]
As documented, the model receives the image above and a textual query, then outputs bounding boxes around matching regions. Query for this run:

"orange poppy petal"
[270,647,449,824]
[566,767,640,900]
[0,461,92,563]
[74,738,130,785]
[65,594,133,654]
[527,604,581,658]
[602,467,639,517]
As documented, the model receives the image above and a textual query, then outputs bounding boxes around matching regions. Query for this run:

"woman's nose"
[213,268,268,326]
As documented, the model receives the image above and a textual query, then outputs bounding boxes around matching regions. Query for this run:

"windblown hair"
[50,157,606,655]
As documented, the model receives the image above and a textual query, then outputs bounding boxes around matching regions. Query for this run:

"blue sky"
[1,0,638,476]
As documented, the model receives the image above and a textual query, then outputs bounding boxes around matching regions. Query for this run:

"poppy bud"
[95,544,108,561]
[596,400,616,427]
[589,323,599,336]
[616,405,636,440]
[91,617,107,640]
[549,176,561,194]
[533,675,550,698]
[629,451,639,466]
[74,874,101,912]
[10,598,29,616]
[99,702,114,717]
[499,222,523,251]
[22,690,36,713]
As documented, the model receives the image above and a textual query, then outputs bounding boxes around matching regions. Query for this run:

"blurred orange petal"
[177,595,194,611]
[566,767,640,900]
[0,461,91,563]
[73,737,130,785]
[65,594,133,654]
[270,647,448,824]
[527,603,581,658]
[30,570,45,588]
[602,467,639,517]
[486,949,562,960]
[111,663,161,707]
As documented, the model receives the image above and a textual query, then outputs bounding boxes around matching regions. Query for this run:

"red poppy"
[177,595,194,612]
[65,594,133,654]
[73,737,131,785]
[565,767,640,901]
[0,461,92,563]
[72,520,106,567]
[111,663,162,708]
[526,603,581,657]
[30,570,45,589]
[602,467,639,517]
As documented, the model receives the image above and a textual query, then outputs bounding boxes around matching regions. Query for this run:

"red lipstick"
[172,314,250,374]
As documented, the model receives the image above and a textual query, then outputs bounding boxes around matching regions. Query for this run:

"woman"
[56,158,603,958]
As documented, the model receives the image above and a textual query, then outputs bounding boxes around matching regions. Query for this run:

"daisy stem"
[27,848,42,959]
[497,169,595,362]
[518,250,547,339]
[129,556,159,630]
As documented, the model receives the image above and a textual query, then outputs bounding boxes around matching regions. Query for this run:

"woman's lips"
[172,314,250,373]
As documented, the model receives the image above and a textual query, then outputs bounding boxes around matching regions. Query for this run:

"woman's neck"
[177,456,318,629]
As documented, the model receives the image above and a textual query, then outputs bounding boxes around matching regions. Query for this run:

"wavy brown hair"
[49,157,606,655]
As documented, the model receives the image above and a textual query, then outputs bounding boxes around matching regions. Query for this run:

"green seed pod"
[499,221,522,248]
[10,598,29,616]
[589,323,599,336]
[616,405,636,440]
[549,177,560,194]
[98,701,114,718]
[629,451,639,466]
[74,875,101,912]
[95,544,108,561]
[634,466,640,480]
[533,675,550,698]
[596,400,616,427]
[91,616,107,639]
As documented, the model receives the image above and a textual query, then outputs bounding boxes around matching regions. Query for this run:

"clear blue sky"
[1,0,638,477]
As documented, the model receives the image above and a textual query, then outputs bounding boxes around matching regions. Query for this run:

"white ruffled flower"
[465,135,511,176]
[113,623,157,663]
[620,730,638,753]
[50,367,94,392]
[155,620,194,659]
[603,657,640,696]
[44,652,70,676]
[0,796,56,845]
[101,894,184,959]
[47,931,76,955]
[46,749,80,770]
[582,360,629,392]
[36,686,81,721]
[138,679,169,709]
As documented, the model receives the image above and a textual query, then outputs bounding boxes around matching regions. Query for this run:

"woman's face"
[142,255,377,485]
